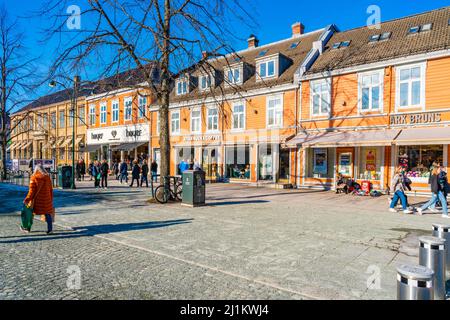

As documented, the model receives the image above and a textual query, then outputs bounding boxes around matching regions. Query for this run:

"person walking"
[417,166,449,218]
[21,164,55,234]
[140,160,149,188]
[119,160,128,184]
[113,160,120,180]
[389,166,413,214]
[80,159,86,181]
[88,161,94,181]
[75,160,81,182]
[130,160,141,187]
[150,160,158,182]
[178,159,189,175]
[92,161,101,190]
[100,159,109,190]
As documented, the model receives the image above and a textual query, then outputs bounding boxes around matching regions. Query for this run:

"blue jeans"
[420,191,448,215]
[390,191,407,210]
[120,173,128,183]
[45,214,53,233]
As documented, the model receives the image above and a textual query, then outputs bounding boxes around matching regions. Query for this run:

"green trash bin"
[182,170,206,207]
[58,165,73,189]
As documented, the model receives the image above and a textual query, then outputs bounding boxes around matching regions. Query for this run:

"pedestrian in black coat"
[100,159,109,189]
[140,160,149,188]
[130,160,141,187]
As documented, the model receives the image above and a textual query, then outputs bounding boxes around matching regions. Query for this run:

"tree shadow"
[206,200,269,206]
[0,218,193,244]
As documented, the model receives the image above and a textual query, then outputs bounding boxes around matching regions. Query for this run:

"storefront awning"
[54,137,66,148]
[286,129,401,148]
[111,142,147,152]
[20,141,32,150]
[394,126,450,145]
[6,142,16,151]
[80,144,102,153]
[42,140,55,150]
[60,137,73,148]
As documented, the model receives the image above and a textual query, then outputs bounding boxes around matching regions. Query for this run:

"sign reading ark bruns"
[390,112,442,126]
[87,124,150,145]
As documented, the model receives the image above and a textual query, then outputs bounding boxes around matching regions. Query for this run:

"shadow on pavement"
[208,189,326,201]
[207,200,270,206]
[0,218,193,244]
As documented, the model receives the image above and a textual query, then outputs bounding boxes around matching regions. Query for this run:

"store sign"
[184,135,221,142]
[87,124,150,145]
[365,148,376,172]
[390,112,441,126]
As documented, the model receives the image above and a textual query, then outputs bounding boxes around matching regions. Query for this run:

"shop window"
[258,144,273,181]
[171,111,180,134]
[306,148,335,179]
[359,71,383,112]
[398,145,443,180]
[311,79,331,116]
[176,147,195,174]
[226,145,250,179]
[358,147,382,180]
[396,63,425,108]
[59,148,65,160]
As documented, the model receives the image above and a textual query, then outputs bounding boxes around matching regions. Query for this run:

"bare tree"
[0,7,39,179]
[37,0,256,178]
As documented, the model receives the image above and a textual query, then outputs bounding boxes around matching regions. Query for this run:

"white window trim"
[357,69,384,114]
[138,96,147,118]
[206,106,219,133]
[100,102,107,124]
[395,62,426,112]
[266,94,284,128]
[199,74,213,92]
[176,77,189,96]
[111,100,119,123]
[231,101,246,132]
[170,110,181,135]
[224,65,244,86]
[310,78,332,118]
[155,112,160,136]
[257,59,278,81]
[190,108,202,134]
[124,97,133,121]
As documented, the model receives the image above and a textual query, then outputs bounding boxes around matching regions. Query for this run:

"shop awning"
[6,142,17,151]
[20,141,32,150]
[74,136,84,146]
[286,129,401,148]
[60,137,73,148]
[54,137,66,148]
[80,144,102,153]
[394,126,450,145]
[111,142,147,152]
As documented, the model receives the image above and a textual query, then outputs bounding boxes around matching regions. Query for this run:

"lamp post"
[49,75,81,189]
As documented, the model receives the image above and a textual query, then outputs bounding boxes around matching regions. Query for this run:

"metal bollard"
[397,264,434,300]
[432,223,450,279]
[419,236,446,300]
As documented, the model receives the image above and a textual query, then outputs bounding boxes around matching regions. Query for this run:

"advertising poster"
[313,149,327,175]
[338,153,351,176]
[365,149,376,171]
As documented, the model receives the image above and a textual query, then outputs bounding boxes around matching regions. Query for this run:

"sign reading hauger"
[87,124,150,145]
[390,112,441,125]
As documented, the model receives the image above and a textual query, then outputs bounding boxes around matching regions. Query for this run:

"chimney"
[247,34,259,49]
[201,51,208,59]
[292,22,305,37]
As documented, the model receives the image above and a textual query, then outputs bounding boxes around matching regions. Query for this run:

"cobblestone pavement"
[0,180,447,300]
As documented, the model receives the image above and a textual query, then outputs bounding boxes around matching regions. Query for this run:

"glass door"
[336,148,354,178]
[278,148,290,183]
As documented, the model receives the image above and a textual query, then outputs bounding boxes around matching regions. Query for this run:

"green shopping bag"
[21,204,34,230]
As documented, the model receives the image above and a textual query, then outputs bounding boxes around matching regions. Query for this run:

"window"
[359,71,383,112]
[267,95,283,127]
[396,63,425,108]
[89,105,96,125]
[290,41,300,49]
[207,107,218,132]
[59,148,65,160]
[43,114,48,129]
[232,102,245,130]
[177,78,188,95]
[307,148,335,179]
[156,112,160,135]
[171,111,180,134]
[398,145,443,180]
[100,103,107,124]
[420,23,432,32]
[225,145,250,179]
[408,24,431,35]
[332,41,351,49]
[226,68,241,84]
[258,50,268,57]
[259,60,275,78]
[51,112,56,129]
[69,109,74,127]
[78,106,85,125]
[200,75,212,91]
[191,109,201,133]
[408,26,420,34]
[369,32,391,42]
[112,100,119,123]
[358,147,383,180]
[124,97,132,121]
[311,79,331,116]
[59,110,65,128]
[138,96,147,118]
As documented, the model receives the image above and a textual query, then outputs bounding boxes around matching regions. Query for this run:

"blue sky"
[3,0,450,108]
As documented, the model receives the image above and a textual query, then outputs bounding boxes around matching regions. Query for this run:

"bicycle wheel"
[175,182,183,201]
[154,185,169,204]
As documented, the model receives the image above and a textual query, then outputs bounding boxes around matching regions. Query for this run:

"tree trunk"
[158,0,171,178]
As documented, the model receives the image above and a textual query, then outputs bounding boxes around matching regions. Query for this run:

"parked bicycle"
[154,176,183,204]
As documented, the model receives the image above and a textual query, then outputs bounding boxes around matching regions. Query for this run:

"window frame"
[224,65,243,85]
[112,100,119,123]
[357,69,384,113]
[176,77,189,95]
[310,78,332,117]
[171,110,180,135]
[199,74,212,91]
[231,101,246,131]
[138,96,147,118]
[124,97,133,121]
[100,102,107,124]
[59,110,66,128]
[89,104,96,126]
[206,106,219,132]
[266,94,284,128]
[190,108,202,133]
[258,59,277,80]
[395,62,426,111]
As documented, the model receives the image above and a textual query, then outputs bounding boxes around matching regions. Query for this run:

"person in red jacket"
[22,164,55,234]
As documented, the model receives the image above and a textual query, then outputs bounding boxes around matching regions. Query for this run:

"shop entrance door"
[202,147,218,181]
[278,149,290,183]
[336,147,354,178]
[154,149,161,175]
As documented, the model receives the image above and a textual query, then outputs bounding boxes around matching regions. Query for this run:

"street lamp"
[49,75,80,189]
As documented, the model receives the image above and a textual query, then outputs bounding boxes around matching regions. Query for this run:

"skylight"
[380,32,392,40]
[289,41,300,49]
[369,34,380,42]
[340,41,351,48]
[258,50,268,57]
[408,26,420,34]
[420,23,432,32]
[332,42,341,49]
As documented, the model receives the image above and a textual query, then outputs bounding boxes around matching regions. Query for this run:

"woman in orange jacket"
[22,164,55,234]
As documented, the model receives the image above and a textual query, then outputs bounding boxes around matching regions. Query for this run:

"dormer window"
[259,60,275,79]
[176,76,189,95]
[200,74,212,91]
[227,68,241,85]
